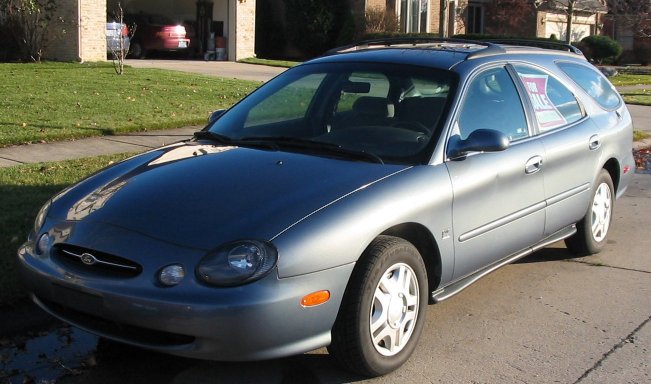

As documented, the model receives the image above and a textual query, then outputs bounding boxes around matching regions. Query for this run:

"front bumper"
[17,223,353,361]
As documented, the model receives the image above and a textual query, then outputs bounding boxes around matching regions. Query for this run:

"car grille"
[52,244,142,278]
[37,296,195,347]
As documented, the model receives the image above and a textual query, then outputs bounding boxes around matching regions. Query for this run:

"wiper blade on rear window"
[240,136,384,164]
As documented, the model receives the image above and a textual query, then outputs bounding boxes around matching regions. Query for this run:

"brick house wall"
[44,2,79,61]
[45,0,107,62]
[367,0,387,10]
[429,0,441,34]
[230,0,256,60]
[79,0,108,61]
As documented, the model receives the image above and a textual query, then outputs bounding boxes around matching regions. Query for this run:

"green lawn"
[620,89,651,106]
[610,74,651,87]
[0,62,259,147]
[634,130,649,141]
[238,57,300,68]
[0,153,135,305]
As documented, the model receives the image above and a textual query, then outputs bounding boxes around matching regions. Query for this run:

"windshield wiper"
[240,136,384,164]
[193,131,278,151]
[193,130,233,144]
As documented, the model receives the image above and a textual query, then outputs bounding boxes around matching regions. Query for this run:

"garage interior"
[106,0,255,61]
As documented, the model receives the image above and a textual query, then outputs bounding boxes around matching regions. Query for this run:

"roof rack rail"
[483,39,583,55]
[324,37,505,56]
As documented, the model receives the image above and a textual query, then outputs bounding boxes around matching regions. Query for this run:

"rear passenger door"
[446,65,546,279]
[512,64,599,236]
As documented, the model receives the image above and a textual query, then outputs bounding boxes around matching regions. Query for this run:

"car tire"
[565,169,614,255]
[328,235,428,377]
[129,41,145,59]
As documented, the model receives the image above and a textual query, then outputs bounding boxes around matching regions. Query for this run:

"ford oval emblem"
[80,253,97,266]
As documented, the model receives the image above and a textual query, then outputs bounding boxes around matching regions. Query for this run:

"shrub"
[254,0,286,58]
[364,7,399,34]
[284,0,350,58]
[579,35,623,64]
[1,0,60,62]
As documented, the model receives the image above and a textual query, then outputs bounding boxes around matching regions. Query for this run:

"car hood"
[48,142,408,250]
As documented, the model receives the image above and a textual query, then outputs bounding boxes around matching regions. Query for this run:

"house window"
[399,0,429,33]
[467,3,484,34]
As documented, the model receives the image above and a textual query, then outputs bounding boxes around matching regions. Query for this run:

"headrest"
[352,97,393,117]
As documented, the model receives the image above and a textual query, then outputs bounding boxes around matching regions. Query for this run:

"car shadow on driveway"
[516,243,595,264]
[60,337,367,384]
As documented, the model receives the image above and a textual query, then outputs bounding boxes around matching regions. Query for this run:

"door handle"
[525,156,543,174]
[589,134,601,150]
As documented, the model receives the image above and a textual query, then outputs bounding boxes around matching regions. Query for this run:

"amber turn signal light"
[301,290,330,307]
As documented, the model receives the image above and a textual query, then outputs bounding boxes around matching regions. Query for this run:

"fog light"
[36,233,50,255]
[159,264,185,286]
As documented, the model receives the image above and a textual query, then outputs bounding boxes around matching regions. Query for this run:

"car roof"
[308,38,587,71]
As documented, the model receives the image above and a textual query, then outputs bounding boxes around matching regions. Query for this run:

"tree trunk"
[565,0,574,43]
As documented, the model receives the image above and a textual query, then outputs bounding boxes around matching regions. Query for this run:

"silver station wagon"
[18,38,635,376]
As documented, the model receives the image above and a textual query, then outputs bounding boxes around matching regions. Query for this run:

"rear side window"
[557,62,621,110]
[514,65,584,132]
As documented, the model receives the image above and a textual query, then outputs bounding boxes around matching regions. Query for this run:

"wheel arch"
[602,157,620,193]
[380,223,442,296]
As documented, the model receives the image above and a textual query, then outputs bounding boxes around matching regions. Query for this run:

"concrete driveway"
[124,59,286,82]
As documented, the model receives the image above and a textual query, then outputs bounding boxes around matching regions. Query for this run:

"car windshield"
[206,62,457,164]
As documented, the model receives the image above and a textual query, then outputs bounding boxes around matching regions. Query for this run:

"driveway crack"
[573,314,651,383]
[564,259,651,274]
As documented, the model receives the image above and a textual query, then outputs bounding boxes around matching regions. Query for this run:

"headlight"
[196,240,278,287]
[34,200,51,234]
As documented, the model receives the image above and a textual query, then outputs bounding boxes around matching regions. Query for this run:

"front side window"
[557,62,621,110]
[208,62,457,165]
[514,64,584,132]
[456,66,529,141]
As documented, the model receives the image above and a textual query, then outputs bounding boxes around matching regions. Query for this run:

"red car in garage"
[125,14,190,58]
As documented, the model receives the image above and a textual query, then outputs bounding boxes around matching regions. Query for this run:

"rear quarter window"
[514,64,584,132]
[556,62,621,110]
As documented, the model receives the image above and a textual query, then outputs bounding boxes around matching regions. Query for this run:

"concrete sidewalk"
[0,127,199,168]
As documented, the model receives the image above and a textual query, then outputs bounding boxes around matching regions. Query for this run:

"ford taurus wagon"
[18,38,635,376]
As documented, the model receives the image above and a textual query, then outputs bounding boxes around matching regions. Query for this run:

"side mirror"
[207,109,226,124]
[448,129,509,159]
